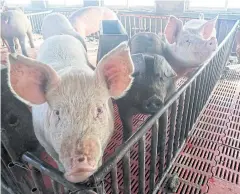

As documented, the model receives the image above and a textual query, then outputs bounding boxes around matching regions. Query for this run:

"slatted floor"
[158,67,240,194]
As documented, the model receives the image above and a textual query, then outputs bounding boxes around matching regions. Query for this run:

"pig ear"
[164,15,183,44]
[8,54,60,105]
[199,15,218,39]
[95,41,134,98]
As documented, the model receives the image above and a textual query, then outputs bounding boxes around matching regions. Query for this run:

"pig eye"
[54,110,60,116]
[97,107,103,114]
[186,39,190,43]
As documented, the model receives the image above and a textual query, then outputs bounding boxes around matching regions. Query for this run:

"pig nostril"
[209,42,212,45]
[78,157,85,163]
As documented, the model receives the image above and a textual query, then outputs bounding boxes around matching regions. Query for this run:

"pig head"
[164,15,218,69]
[7,35,134,183]
[116,53,176,139]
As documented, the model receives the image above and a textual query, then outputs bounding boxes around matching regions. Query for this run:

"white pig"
[163,15,219,71]
[7,35,134,183]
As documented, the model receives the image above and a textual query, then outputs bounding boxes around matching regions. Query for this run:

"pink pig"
[69,6,118,38]
[163,14,219,72]
[7,35,134,183]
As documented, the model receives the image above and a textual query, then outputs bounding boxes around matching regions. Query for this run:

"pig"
[41,13,87,52]
[163,14,219,72]
[7,35,134,183]
[68,6,118,38]
[1,9,35,57]
[116,52,177,139]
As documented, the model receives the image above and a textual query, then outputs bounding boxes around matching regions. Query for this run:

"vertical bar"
[51,179,60,194]
[196,74,204,115]
[144,17,147,31]
[158,111,168,179]
[129,16,132,38]
[111,167,119,194]
[122,153,131,194]
[30,166,46,194]
[1,178,17,194]
[166,101,177,167]
[124,15,127,30]
[192,76,201,124]
[160,19,163,34]
[185,81,196,137]
[138,136,145,194]
[173,94,184,157]
[122,126,132,194]
[149,121,159,193]
[133,16,136,35]
[149,17,152,32]
[154,17,157,34]
[179,87,191,145]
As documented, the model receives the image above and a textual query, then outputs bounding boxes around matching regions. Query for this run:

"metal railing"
[1,9,239,194]
[26,10,53,34]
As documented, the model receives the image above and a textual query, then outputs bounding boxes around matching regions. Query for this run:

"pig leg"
[6,37,16,54]
[27,30,35,48]
[18,36,29,57]
[14,38,19,50]
[118,106,136,141]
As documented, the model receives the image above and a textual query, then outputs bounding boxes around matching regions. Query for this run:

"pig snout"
[143,95,164,113]
[64,155,97,183]
[206,37,217,51]
[64,138,100,183]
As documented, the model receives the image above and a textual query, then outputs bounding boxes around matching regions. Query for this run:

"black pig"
[116,52,177,139]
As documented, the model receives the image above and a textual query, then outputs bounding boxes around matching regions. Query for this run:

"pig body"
[8,35,134,183]
[41,13,87,52]
[164,15,218,71]
[1,10,34,56]
[69,6,118,38]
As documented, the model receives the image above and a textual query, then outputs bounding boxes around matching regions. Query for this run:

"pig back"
[41,13,75,40]
[130,32,165,56]
[36,35,91,72]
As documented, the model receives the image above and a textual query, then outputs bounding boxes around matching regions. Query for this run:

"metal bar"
[166,101,177,167]
[51,179,61,194]
[180,87,191,145]
[30,166,46,194]
[185,81,196,137]
[1,164,22,194]
[149,121,159,193]
[149,17,152,32]
[173,94,184,157]
[192,76,201,123]
[22,152,89,191]
[133,16,136,35]
[158,111,168,179]
[1,179,17,194]
[1,128,18,161]
[122,153,131,194]
[129,16,132,38]
[138,136,145,194]
[91,19,240,183]
[111,167,119,194]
